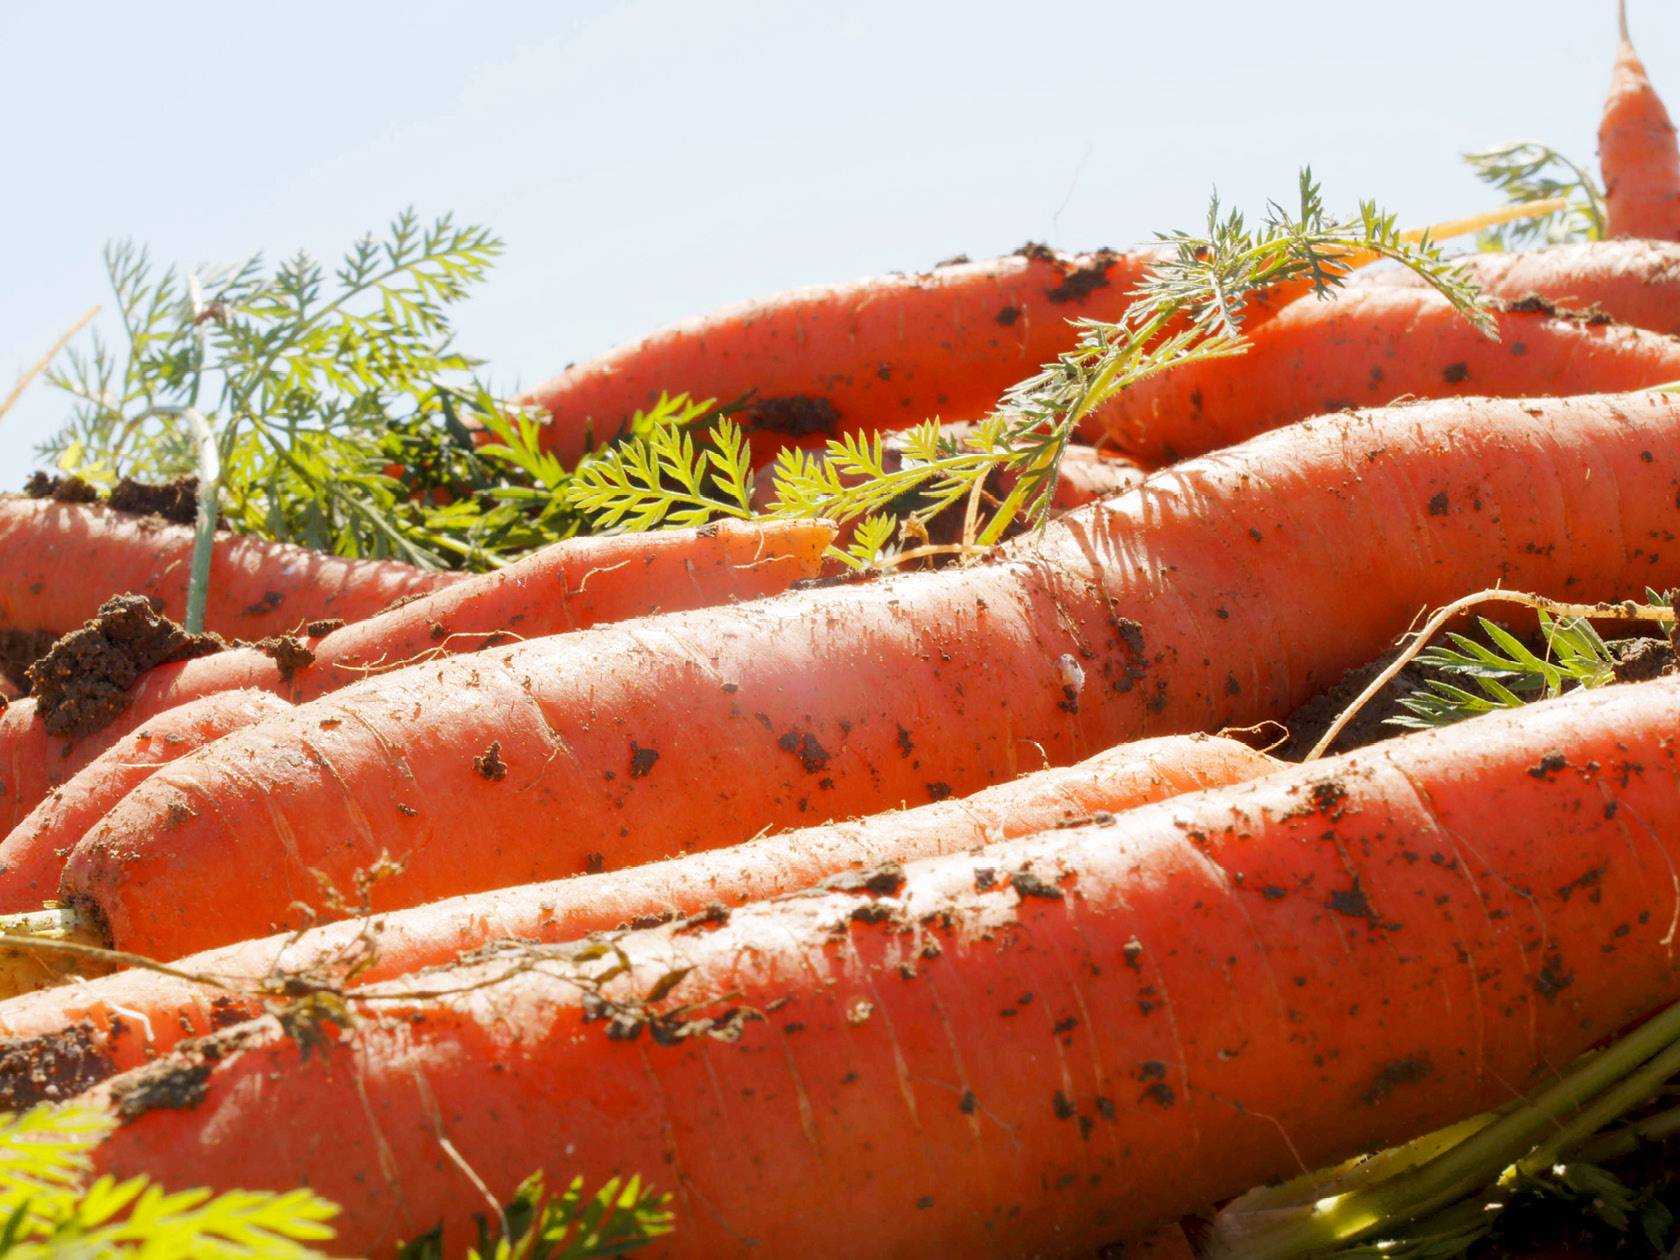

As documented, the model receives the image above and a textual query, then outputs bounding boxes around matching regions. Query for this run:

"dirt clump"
[23,471,99,504]
[743,395,841,438]
[0,1024,114,1111]
[253,634,316,681]
[107,476,199,525]
[26,595,224,739]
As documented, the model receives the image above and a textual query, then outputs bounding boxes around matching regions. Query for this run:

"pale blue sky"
[2,1,1671,486]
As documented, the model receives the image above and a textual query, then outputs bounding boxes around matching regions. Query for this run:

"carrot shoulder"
[58,391,1680,962]
[519,246,1154,468]
[85,676,1680,1257]
[1093,287,1680,463]
[1601,5,1680,241]
[0,733,1277,1101]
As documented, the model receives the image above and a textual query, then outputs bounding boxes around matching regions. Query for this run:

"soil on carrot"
[742,395,841,438]
[0,1023,113,1111]
[26,595,224,739]
[1274,650,1440,760]
[1275,634,1676,762]
[1046,250,1119,305]
[110,1058,213,1120]
[22,471,100,504]
[0,628,56,695]
[106,476,199,525]
[252,634,315,681]
[24,471,207,528]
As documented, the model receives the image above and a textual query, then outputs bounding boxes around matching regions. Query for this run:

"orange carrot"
[1093,287,1680,463]
[0,495,460,643]
[0,690,290,915]
[54,391,1680,963]
[1601,0,1680,240]
[0,733,1277,1100]
[1054,446,1146,507]
[84,676,1680,1256]
[520,246,1155,468]
[0,517,834,836]
[1355,239,1680,337]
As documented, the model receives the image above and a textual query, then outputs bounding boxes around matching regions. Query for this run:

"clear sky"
[2,0,1672,486]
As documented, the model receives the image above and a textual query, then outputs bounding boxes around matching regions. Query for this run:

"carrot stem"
[182,405,219,634]
[1303,588,1676,761]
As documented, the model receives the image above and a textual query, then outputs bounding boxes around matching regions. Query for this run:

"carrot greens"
[1464,141,1606,248]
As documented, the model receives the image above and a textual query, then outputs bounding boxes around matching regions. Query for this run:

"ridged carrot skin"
[86,678,1680,1257]
[0,691,291,916]
[1600,19,1680,240]
[0,734,1277,1103]
[519,247,1155,468]
[0,497,461,643]
[1092,287,1680,463]
[0,518,835,836]
[58,392,1680,963]
[1356,239,1680,337]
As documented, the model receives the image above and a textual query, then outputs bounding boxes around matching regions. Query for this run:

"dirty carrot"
[0,690,290,916]
[51,391,1680,963]
[521,201,1561,472]
[83,676,1680,1257]
[0,518,835,835]
[1600,0,1680,240]
[0,733,1277,1097]
[0,494,461,643]
[519,245,1154,469]
[1355,238,1680,337]
[1094,287,1680,463]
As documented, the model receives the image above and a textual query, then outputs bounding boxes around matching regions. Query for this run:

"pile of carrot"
[4,12,1680,1259]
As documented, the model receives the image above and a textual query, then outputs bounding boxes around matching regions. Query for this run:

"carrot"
[52,390,1680,963]
[0,733,1277,1100]
[519,246,1155,468]
[1092,287,1680,463]
[0,495,461,643]
[1355,239,1680,338]
[0,517,835,836]
[521,203,1562,473]
[82,675,1680,1257]
[1600,0,1680,241]
[0,690,291,916]
[1053,446,1146,507]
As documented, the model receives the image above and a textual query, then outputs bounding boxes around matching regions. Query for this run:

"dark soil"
[25,471,205,528]
[110,1058,212,1120]
[107,476,199,525]
[1274,649,1441,761]
[23,471,98,504]
[1045,250,1119,305]
[0,628,56,695]
[26,595,224,739]
[1276,633,1677,762]
[1613,635,1675,682]
[252,634,316,681]
[473,740,508,781]
[742,394,841,438]
[0,1023,113,1111]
